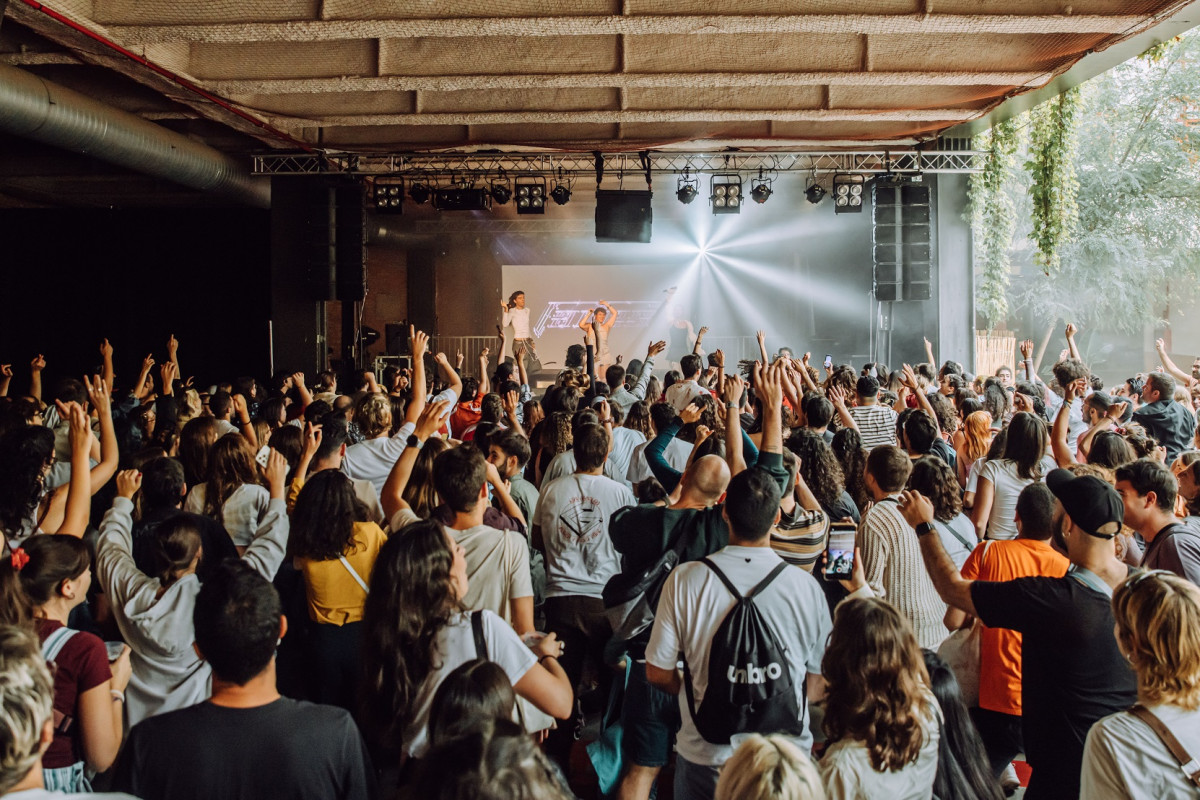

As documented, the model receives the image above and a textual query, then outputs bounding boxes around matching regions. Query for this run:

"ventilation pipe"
[0,62,270,207]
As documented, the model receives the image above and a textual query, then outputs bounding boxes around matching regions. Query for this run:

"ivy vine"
[1026,87,1082,274]
[968,118,1020,327]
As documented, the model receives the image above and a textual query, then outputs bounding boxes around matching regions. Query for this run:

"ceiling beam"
[105,13,1144,45]
[274,108,978,128]
[0,52,81,65]
[208,70,1045,96]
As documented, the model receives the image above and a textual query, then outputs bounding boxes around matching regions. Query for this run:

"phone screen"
[824,528,856,579]
[823,354,833,368]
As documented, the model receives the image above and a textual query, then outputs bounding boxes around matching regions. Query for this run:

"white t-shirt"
[541,450,623,487]
[183,483,271,547]
[342,389,457,497]
[965,456,986,494]
[934,514,976,569]
[979,456,1056,540]
[626,437,692,484]
[819,700,941,800]
[503,306,532,339]
[607,427,646,487]
[443,524,533,626]
[645,545,832,767]
[665,380,711,414]
[403,609,536,757]
[1081,704,1200,800]
[534,473,634,598]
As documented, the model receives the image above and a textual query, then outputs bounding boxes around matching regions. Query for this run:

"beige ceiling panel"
[189,40,377,80]
[772,119,954,140]
[626,33,861,73]
[420,87,618,113]
[624,0,918,12]
[933,0,1166,13]
[869,33,1107,72]
[831,84,1009,110]
[324,0,619,20]
[379,35,618,76]
[237,91,415,116]
[93,0,318,25]
[321,125,470,147]
[468,123,620,142]
[618,121,773,141]
[625,86,824,110]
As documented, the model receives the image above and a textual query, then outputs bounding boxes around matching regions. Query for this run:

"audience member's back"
[112,562,375,800]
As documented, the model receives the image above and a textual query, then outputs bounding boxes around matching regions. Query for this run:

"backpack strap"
[1129,704,1200,788]
[698,557,741,598]
[701,558,789,601]
[41,627,78,663]
[745,562,790,600]
[471,610,488,660]
[338,556,370,594]
[940,521,975,552]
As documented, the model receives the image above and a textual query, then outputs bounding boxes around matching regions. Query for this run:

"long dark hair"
[18,535,90,606]
[907,457,962,523]
[290,470,369,561]
[360,520,461,758]
[428,659,517,748]
[148,516,203,588]
[831,427,869,513]
[922,651,1005,800]
[1003,412,1047,480]
[178,417,221,487]
[203,434,262,518]
[0,427,54,536]
[785,428,846,512]
[623,401,653,439]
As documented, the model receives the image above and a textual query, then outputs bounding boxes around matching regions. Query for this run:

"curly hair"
[785,428,845,511]
[622,400,653,439]
[823,597,934,773]
[290,470,371,561]
[540,411,573,456]
[826,365,857,400]
[359,520,463,759]
[906,457,962,523]
[0,427,54,537]
[831,427,870,513]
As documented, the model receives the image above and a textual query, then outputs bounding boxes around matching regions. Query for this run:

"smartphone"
[823,354,833,368]
[254,445,271,469]
[824,528,856,580]
[105,641,125,661]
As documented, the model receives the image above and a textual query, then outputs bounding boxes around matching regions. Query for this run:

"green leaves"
[968,119,1020,327]
[1026,87,1081,275]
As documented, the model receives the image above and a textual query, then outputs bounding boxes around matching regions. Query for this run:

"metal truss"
[253,149,984,177]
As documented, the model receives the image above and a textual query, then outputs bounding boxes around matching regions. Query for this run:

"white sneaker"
[1000,762,1020,796]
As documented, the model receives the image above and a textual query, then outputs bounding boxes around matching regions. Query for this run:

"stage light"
[832,174,865,214]
[676,170,699,204]
[433,185,491,211]
[805,181,826,204]
[490,181,512,205]
[514,175,547,215]
[371,178,404,214]
[550,183,572,205]
[409,182,432,205]
[710,174,742,215]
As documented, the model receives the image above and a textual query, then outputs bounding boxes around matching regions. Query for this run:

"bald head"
[680,455,731,504]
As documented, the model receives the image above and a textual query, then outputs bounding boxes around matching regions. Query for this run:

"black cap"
[1045,468,1124,539]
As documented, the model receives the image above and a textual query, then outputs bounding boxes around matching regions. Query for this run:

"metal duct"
[0,62,270,207]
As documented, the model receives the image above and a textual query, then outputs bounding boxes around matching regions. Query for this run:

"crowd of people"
[0,313,1199,800]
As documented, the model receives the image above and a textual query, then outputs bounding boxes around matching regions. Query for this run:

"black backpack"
[683,558,806,745]
[602,526,692,643]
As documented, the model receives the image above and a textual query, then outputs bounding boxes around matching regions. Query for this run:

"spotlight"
[409,182,432,205]
[710,174,742,215]
[490,181,512,205]
[371,178,404,214]
[750,182,772,204]
[832,174,865,214]
[676,171,699,204]
[805,181,826,204]
[514,175,546,215]
[550,183,572,205]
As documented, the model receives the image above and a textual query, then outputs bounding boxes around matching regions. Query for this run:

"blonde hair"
[0,626,53,794]
[355,394,392,439]
[1113,570,1200,710]
[715,734,826,800]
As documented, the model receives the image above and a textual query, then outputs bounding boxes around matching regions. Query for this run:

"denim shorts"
[620,660,681,768]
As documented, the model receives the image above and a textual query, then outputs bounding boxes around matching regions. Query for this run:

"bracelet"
[110,690,125,703]
[538,654,557,667]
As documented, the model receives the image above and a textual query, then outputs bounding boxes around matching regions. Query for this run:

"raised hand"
[501,301,509,313]
[897,489,935,528]
[410,325,429,359]
[596,398,613,424]
[115,469,142,500]
[646,340,667,359]
[514,342,527,360]
[415,398,451,440]
[697,326,709,338]
[167,334,179,358]
[84,375,112,417]
[291,371,306,389]
[694,425,712,444]
[264,450,288,497]
[140,353,155,374]
[30,354,45,373]
[100,339,113,359]
[503,390,519,417]
[722,373,746,407]
[828,385,849,408]
[801,352,811,367]
[901,363,919,391]
[756,330,766,344]
[713,349,725,370]
[455,351,465,369]
[1156,338,1167,352]
[1020,339,1035,359]
[302,423,322,458]
[160,362,178,395]
[1107,401,1129,421]
[232,394,248,418]
[679,402,703,425]
[1065,322,1078,339]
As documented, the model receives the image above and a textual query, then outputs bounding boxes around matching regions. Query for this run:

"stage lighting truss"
[514,175,547,214]
[371,177,404,213]
[750,169,774,205]
[832,173,865,214]
[710,174,742,215]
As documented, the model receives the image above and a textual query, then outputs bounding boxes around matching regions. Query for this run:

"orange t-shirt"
[960,538,1069,716]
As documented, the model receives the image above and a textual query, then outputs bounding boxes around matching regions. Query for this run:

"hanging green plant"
[1026,87,1082,274]
[967,118,1020,327]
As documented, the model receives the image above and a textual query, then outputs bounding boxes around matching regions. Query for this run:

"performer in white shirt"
[501,290,538,370]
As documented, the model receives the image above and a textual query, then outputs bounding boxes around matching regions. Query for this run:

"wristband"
[538,654,557,667]
[110,690,125,703]
[915,522,936,538]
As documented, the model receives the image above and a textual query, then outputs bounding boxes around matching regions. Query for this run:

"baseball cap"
[1045,468,1123,539]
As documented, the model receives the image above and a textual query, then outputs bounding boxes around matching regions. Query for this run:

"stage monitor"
[595,190,653,243]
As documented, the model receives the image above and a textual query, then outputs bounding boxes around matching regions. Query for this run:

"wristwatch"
[406,434,424,450]
[915,521,936,538]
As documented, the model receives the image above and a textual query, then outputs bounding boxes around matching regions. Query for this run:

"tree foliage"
[1026,87,1081,274]
[968,119,1020,327]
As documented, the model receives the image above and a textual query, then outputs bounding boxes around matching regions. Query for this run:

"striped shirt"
[770,506,830,572]
[848,403,899,450]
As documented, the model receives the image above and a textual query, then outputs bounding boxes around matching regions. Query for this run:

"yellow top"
[295,521,387,626]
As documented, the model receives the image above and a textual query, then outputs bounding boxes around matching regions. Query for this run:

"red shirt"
[36,619,111,768]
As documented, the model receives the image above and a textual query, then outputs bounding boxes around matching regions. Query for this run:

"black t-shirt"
[113,698,376,800]
[970,575,1136,800]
